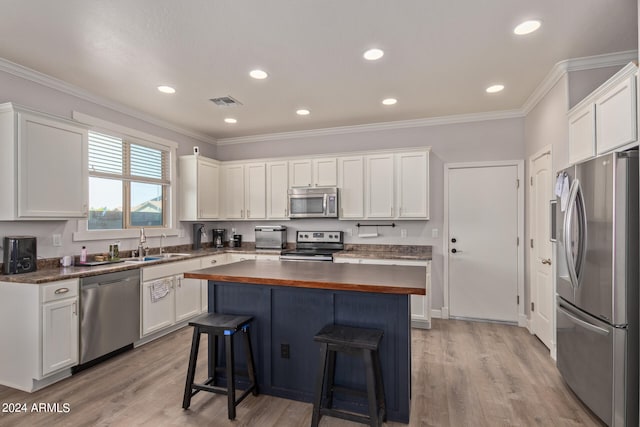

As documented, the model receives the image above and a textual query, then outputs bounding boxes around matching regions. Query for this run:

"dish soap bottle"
[80,246,87,263]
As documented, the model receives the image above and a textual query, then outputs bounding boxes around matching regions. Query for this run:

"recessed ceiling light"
[224,118,237,124]
[363,48,384,61]
[486,84,505,93]
[249,69,268,79]
[382,98,397,106]
[157,85,176,94]
[514,20,541,35]
[296,109,310,116]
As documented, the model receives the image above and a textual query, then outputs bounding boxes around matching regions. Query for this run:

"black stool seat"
[311,324,386,427]
[182,312,258,420]
[314,324,383,350]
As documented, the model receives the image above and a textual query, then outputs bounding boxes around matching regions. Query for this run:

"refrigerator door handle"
[563,179,587,289]
[558,302,610,336]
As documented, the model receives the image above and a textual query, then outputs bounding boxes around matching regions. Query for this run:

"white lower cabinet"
[228,253,281,262]
[333,258,431,329]
[141,259,202,337]
[0,278,79,392]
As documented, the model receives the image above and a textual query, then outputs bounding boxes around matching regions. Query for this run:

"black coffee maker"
[192,223,205,250]
[3,236,37,274]
[212,229,226,248]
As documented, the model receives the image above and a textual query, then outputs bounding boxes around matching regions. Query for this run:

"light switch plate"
[52,234,62,247]
[432,228,439,238]
[401,229,407,238]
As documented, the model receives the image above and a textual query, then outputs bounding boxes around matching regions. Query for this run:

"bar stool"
[182,313,258,420]
[311,324,386,427]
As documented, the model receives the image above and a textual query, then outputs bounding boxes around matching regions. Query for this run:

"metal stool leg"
[182,326,201,409]
[311,342,329,427]
[225,333,236,420]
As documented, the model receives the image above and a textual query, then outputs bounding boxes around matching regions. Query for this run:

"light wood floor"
[0,319,604,426]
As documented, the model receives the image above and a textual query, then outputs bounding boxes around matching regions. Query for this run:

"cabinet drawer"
[41,279,78,303]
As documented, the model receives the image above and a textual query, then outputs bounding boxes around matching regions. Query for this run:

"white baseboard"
[519,314,529,329]
[411,319,431,329]
[432,307,449,319]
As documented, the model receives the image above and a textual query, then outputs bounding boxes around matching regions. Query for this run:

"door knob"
[542,258,552,265]
[451,238,457,243]
[451,248,457,254]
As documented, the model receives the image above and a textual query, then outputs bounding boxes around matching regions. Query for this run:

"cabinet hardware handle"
[247,209,251,217]
[240,209,243,217]
[211,259,217,264]
[54,288,69,294]
[72,301,77,315]
[178,278,182,287]
[390,206,393,216]
[542,258,552,265]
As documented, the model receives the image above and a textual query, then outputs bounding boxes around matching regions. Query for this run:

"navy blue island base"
[184,260,426,424]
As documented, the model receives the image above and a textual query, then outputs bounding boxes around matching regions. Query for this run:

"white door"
[530,150,553,349]
[448,165,519,322]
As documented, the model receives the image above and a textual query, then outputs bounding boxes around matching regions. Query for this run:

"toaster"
[255,226,287,249]
[3,236,37,274]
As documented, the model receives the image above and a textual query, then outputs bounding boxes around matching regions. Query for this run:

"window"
[88,131,170,230]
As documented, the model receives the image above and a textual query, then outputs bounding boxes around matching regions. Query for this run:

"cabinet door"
[338,156,364,219]
[42,297,78,375]
[596,75,637,155]
[289,160,312,187]
[267,161,289,219]
[223,165,245,218]
[568,104,596,164]
[18,113,88,218]
[396,151,429,219]
[198,160,219,219]
[175,275,201,322]
[142,278,175,336]
[365,154,395,218]
[245,163,266,219]
[313,157,337,187]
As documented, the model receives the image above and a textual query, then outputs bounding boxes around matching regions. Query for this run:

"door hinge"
[516,179,520,188]
[517,237,520,246]
[517,295,520,305]
[530,239,534,249]
[531,302,535,312]
[530,176,533,186]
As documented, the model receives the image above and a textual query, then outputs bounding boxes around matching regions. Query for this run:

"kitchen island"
[184,260,426,423]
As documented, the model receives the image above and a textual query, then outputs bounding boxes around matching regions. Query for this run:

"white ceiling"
[0,0,637,141]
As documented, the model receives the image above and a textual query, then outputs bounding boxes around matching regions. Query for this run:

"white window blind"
[88,131,169,185]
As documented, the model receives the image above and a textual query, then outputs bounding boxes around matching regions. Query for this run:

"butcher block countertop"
[184,259,426,295]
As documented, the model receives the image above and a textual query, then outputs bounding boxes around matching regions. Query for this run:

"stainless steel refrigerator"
[555,150,638,427]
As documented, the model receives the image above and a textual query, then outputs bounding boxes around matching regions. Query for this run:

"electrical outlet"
[401,229,407,238]
[52,234,62,247]
[178,228,185,238]
[432,228,439,238]
[280,343,290,359]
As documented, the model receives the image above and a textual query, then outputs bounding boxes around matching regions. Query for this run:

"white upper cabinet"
[396,151,429,219]
[289,159,312,187]
[266,161,289,219]
[244,162,266,219]
[365,153,395,218]
[0,103,88,220]
[568,62,638,164]
[222,164,245,219]
[289,157,337,187]
[179,155,220,220]
[338,156,364,219]
[313,157,337,187]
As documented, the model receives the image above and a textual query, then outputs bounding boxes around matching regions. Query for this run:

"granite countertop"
[0,244,432,285]
[334,244,432,261]
[185,260,426,295]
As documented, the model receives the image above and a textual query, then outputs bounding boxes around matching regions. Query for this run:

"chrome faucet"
[160,233,167,255]
[137,228,147,258]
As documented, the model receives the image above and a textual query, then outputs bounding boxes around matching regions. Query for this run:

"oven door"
[288,194,327,218]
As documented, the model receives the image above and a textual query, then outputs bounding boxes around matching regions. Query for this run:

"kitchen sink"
[122,253,190,263]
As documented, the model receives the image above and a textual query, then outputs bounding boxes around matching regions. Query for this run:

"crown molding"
[522,50,637,114]
[0,57,217,146]
[216,109,525,146]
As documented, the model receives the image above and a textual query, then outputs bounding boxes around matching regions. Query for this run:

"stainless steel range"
[279,230,343,261]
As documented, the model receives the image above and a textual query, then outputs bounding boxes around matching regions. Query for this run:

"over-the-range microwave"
[288,187,338,218]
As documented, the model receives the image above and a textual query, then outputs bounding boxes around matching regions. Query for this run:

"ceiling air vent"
[209,96,243,107]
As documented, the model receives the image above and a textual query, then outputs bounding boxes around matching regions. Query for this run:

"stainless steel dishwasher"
[78,269,140,367]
